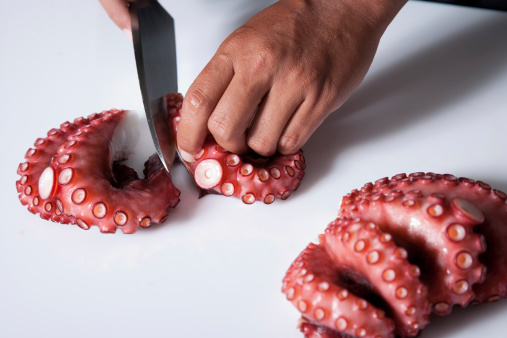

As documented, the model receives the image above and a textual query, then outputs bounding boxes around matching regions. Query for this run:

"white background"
[1,1,507,337]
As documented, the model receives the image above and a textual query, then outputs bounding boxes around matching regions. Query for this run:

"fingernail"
[123,28,133,41]
[179,148,196,163]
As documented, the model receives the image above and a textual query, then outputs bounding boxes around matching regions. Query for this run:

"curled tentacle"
[339,187,486,315]
[363,173,507,304]
[165,93,305,204]
[283,217,430,338]
[16,114,101,223]
[17,109,180,234]
[283,172,507,337]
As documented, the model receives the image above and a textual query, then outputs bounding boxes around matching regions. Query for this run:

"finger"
[246,85,304,156]
[178,55,234,162]
[208,74,270,154]
[277,99,325,155]
[99,0,131,36]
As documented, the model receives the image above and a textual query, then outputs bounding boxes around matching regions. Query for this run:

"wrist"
[289,0,407,38]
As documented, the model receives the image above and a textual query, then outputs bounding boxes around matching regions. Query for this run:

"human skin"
[99,0,408,160]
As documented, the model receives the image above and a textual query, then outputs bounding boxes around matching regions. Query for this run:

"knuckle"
[184,87,212,114]
[278,133,303,155]
[249,46,273,72]
[247,137,276,157]
[208,116,248,154]
[208,115,234,142]
[221,29,246,52]
[248,41,280,73]
[227,28,278,73]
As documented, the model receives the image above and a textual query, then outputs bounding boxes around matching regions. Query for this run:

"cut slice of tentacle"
[282,217,431,338]
[165,93,305,204]
[339,188,486,315]
[353,172,507,305]
[16,114,101,223]
[45,109,180,233]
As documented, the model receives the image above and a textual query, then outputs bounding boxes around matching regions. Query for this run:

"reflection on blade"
[130,0,178,173]
[145,98,175,173]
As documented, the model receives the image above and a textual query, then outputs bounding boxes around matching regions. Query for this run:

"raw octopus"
[16,94,307,232]
[282,172,507,337]
[165,93,306,204]
[16,109,180,234]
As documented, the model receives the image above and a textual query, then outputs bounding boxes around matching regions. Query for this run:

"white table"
[1,1,506,337]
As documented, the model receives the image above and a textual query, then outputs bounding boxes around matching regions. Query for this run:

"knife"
[130,0,177,173]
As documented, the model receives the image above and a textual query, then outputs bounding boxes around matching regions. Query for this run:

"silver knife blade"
[130,0,178,173]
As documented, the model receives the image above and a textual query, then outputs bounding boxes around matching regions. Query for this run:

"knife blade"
[130,0,178,173]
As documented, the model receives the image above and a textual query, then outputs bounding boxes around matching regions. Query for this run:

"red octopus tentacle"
[16,115,100,223]
[283,217,431,338]
[17,109,180,234]
[298,318,353,338]
[165,93,305,204]
[339,188,486,315]
[282,241,396,338]
[325,218,430,337]
[44,109,180,233]
[366,173,507,304]
[283,172,507,337]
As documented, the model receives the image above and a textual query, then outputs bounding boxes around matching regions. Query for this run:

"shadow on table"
[301,15,507,190]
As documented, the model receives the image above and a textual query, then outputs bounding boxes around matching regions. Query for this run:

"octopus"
[282,172,507,337]
[16,109,180,233]
[165,93,306,204]
[16,94,306,232]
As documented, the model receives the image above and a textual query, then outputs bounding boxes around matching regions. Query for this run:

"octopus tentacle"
[165,93,305,204]
[298,319,352,338]
[16,115,101,223]
[339,187,486,315]
[324,218,431,337]
[282,242,396,338]
[283,217,431,338]
[283,172,507,337]
[17,109,180,234]
[46,110,180,233]
[366,173,507,304]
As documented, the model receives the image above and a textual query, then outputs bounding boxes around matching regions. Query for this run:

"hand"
[99,0,407,160]
[178,0,407,161]
[98,0,131,39]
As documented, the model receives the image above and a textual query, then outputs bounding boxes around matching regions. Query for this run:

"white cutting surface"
[1,1,507,337]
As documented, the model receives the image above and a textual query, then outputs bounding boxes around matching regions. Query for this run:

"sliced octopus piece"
[339,189,486,315]
[16,114,101,223]
[282,217,430,338]
[165,93,305,204]
[39,109,180,234]
[366,172,507,304]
